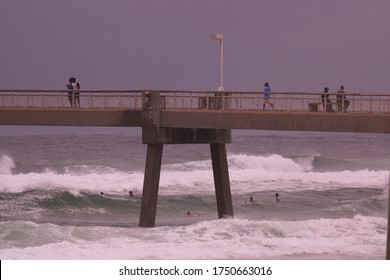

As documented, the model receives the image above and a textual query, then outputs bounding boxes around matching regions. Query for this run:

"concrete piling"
[139,144,163,227]
[210,143,234,219]
[138,90,233,227]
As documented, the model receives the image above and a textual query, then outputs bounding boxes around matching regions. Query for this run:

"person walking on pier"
[336,85,350,112]
[321,87,334,112]
[262,82,274,110]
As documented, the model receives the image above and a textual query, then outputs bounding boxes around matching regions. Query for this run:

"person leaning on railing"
[66,78,74,107]
[336,85,350,112]
[66,77,81,107]
[321,87,334,112]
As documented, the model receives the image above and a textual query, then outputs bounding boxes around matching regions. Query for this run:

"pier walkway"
[1,89,389,133]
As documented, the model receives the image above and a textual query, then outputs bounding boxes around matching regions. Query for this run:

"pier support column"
[139,144,163,227]
[140,91,233,226]
[210,143,233,219]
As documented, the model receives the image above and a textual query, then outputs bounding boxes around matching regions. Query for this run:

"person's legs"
[344,100,350,112]
[68,95,73,107]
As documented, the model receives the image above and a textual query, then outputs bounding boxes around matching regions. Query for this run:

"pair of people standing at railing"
[66,77,80,107]
[321,86,350,112]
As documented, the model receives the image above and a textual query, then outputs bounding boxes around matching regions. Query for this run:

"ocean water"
[0,125,389,260]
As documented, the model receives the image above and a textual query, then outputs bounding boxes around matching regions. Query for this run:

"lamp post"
[210,33,224,91]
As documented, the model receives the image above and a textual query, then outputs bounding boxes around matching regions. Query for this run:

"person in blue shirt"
[263,82,274,110]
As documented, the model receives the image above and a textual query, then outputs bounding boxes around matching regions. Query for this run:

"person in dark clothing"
[66,78,74,107]
[66,77,80,107]
[321,87,334,112]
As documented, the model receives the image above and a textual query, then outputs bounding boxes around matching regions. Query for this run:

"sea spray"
[0,154,388,194]
[0,155,15,175]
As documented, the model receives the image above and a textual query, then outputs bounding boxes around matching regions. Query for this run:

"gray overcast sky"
[0,0,389,92]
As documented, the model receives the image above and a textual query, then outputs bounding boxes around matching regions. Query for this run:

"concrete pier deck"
[1,107,389,133]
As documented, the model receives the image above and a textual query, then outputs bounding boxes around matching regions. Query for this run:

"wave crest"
[228,154,310,172]
[0,155,15,175]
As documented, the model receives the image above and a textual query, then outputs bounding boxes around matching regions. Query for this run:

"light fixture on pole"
[210,33,224,91]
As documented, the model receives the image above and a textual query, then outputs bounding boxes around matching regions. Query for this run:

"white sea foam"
[0,154,387,195]
[0,215,386,259]
[228,153,310,172]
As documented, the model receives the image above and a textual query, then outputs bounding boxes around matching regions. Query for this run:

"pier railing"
[0,89,389,113]
[0,90,143,110]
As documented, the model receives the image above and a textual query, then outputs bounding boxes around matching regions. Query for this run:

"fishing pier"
[1,89,389,237]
